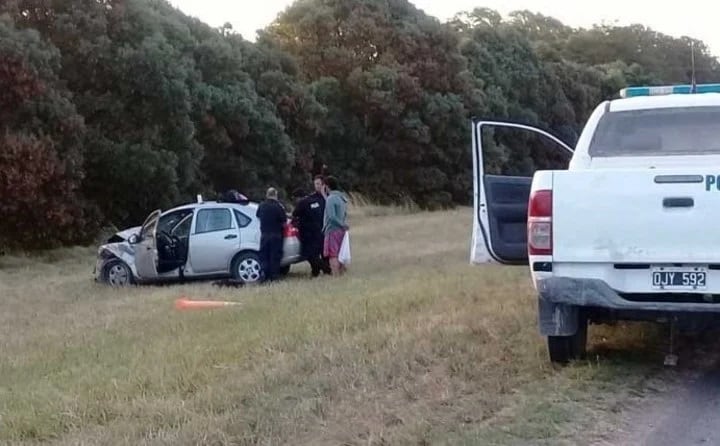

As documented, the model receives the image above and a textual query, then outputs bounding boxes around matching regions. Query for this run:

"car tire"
[547,311,588,364]
[231,252,263,284]
[103,259,134,287]
[279,265,290,276]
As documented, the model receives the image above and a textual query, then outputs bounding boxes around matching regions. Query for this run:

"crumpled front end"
[94,242,138,282]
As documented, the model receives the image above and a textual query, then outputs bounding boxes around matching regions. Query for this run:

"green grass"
[0,207,670,445]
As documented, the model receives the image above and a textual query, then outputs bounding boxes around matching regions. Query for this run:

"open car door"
[135,209,162,280]
[471,121,573,265]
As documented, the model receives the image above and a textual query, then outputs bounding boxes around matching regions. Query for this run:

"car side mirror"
[128,234,140,244]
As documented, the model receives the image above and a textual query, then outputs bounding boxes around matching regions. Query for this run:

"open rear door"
[471,120,573,265]
[135,209,162,280]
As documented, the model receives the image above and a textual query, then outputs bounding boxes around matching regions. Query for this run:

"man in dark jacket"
[256,187,286,282]
[292,176,332,277]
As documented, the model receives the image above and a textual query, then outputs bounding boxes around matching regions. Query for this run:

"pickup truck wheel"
[547,312,588,364]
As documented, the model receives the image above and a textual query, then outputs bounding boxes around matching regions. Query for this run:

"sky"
[169,0,720,56]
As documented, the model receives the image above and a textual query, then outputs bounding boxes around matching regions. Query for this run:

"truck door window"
[483,125,573,176]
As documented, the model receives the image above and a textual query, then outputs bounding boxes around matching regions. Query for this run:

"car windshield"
[589,106,720,157]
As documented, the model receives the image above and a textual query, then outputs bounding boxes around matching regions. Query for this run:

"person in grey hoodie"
[322,175,349,275]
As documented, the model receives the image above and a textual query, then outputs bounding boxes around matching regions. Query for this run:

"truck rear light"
[528,189,552,256]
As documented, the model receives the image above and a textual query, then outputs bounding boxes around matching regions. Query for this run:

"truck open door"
[471,120,573,265]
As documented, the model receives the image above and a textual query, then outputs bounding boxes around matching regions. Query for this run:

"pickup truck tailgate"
[552,168,720,264]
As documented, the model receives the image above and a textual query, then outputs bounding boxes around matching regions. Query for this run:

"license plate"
[651,267,707,290]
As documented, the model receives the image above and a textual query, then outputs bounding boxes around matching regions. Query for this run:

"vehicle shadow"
[588,321,720,369]
[101,269,320,289]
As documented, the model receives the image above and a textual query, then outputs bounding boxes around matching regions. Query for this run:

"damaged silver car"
[94,197,302,286]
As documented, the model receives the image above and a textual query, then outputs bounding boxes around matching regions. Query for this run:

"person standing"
[314,175,332,273]
[322,176,349,276]
[292,176,332,277]
[256,187,286,283]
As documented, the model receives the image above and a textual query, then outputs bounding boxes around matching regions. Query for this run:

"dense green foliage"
[1,0,718,249]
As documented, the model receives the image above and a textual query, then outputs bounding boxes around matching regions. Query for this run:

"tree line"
[1,0,718,250]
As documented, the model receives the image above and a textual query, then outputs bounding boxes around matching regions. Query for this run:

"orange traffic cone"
[174,297,242,310]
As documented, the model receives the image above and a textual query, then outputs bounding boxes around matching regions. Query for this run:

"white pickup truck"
[471,83,720,363]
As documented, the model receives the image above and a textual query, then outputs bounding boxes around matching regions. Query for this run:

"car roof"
[165,200,259,214]
[609,92,720,112]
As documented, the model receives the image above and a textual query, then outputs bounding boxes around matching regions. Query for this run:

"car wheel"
[547,311,588,364]
[232,252,263,283]
[279,265,290,276]
[103,260,134,287]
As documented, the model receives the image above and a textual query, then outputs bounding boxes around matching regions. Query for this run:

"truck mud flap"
[538,299,579,337]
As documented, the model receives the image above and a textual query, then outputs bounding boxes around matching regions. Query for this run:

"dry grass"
[346,192,420,219]
[0,207,669,445]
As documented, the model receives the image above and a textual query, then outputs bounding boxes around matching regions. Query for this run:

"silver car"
[94,199,302,286]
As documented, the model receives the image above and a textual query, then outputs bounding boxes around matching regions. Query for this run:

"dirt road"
[637,368,720,445]
[608,336,720,446]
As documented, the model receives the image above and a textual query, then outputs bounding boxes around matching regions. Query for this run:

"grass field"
[0,206,671,445]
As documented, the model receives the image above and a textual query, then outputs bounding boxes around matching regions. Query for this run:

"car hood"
[114,226,141,241]
[97,225,141,265]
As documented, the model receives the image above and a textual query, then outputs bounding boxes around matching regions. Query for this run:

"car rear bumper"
[536,277,720,336]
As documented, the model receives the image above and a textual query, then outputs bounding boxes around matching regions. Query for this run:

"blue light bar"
[619,83,720,98]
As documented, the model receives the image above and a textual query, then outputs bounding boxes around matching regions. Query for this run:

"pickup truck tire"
[547,311,588,364]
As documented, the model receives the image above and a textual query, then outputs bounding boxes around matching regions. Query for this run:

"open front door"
[471,121,573,265]
[135,209,162,280]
